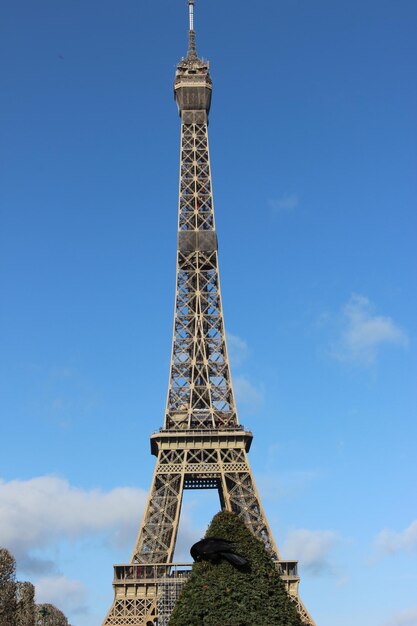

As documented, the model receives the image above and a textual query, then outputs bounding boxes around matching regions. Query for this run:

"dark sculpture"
[190,537,248,567]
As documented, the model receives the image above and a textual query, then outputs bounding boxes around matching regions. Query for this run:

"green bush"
[169,511,303,626]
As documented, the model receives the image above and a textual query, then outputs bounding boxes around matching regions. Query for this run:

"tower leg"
[132,450,186,564]
[218,446,280,558]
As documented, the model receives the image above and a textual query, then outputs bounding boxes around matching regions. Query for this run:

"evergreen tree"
[0,548,17,626]
[169,511,303,626]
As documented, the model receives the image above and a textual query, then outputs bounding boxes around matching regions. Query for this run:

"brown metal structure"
[103,3,315,625]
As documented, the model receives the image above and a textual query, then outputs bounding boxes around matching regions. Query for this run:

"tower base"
[102,561,312,626]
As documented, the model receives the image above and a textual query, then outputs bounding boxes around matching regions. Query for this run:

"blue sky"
[1,1,416,625]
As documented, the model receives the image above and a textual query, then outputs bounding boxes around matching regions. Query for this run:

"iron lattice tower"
[103,3,314,625]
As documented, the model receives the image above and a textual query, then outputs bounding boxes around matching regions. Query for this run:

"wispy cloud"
[268,193,299,213]
[257,469,318,501]
[375,519,417,556]
[49,366,77,380]
[233,375,264,411]
[381,607,417,626]
[0,476,147,573]
[173,506,208,562]
[282,529,339,575]
[35,575,88,615]
[227,333,249,367]
[331,294,408,365]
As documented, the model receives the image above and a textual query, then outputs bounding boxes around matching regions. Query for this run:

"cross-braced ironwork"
[103,3,315,625]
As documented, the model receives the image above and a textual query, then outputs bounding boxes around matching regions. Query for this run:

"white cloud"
[227,335,264,412]
[35,575,88,615]
[375,520,417,556]
[282,529,339,575]
[382,607,417,626]
[173,511,206,562]
[233,375,263,411]
[332,294,408,364]
[0,476,147,572]
[268,193,299,212]
[227,333,249,367]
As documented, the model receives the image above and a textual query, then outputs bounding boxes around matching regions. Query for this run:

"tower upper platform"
[174,1,212,115]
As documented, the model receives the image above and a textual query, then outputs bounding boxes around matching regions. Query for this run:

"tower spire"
[187,0,197,59]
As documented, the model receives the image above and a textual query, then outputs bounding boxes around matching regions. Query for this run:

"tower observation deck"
[102,2,315,625]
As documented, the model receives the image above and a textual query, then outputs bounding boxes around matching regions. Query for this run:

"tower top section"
[174,0,212,117]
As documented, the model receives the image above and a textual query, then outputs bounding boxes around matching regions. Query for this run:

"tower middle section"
[167,109,238,432]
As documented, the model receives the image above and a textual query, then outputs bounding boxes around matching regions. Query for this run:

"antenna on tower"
[187,0,197,59]
[189,0,195,31]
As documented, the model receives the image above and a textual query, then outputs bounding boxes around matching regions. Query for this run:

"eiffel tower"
[103,3,315,625]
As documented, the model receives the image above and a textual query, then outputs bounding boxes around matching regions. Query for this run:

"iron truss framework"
[103,9,315,626]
